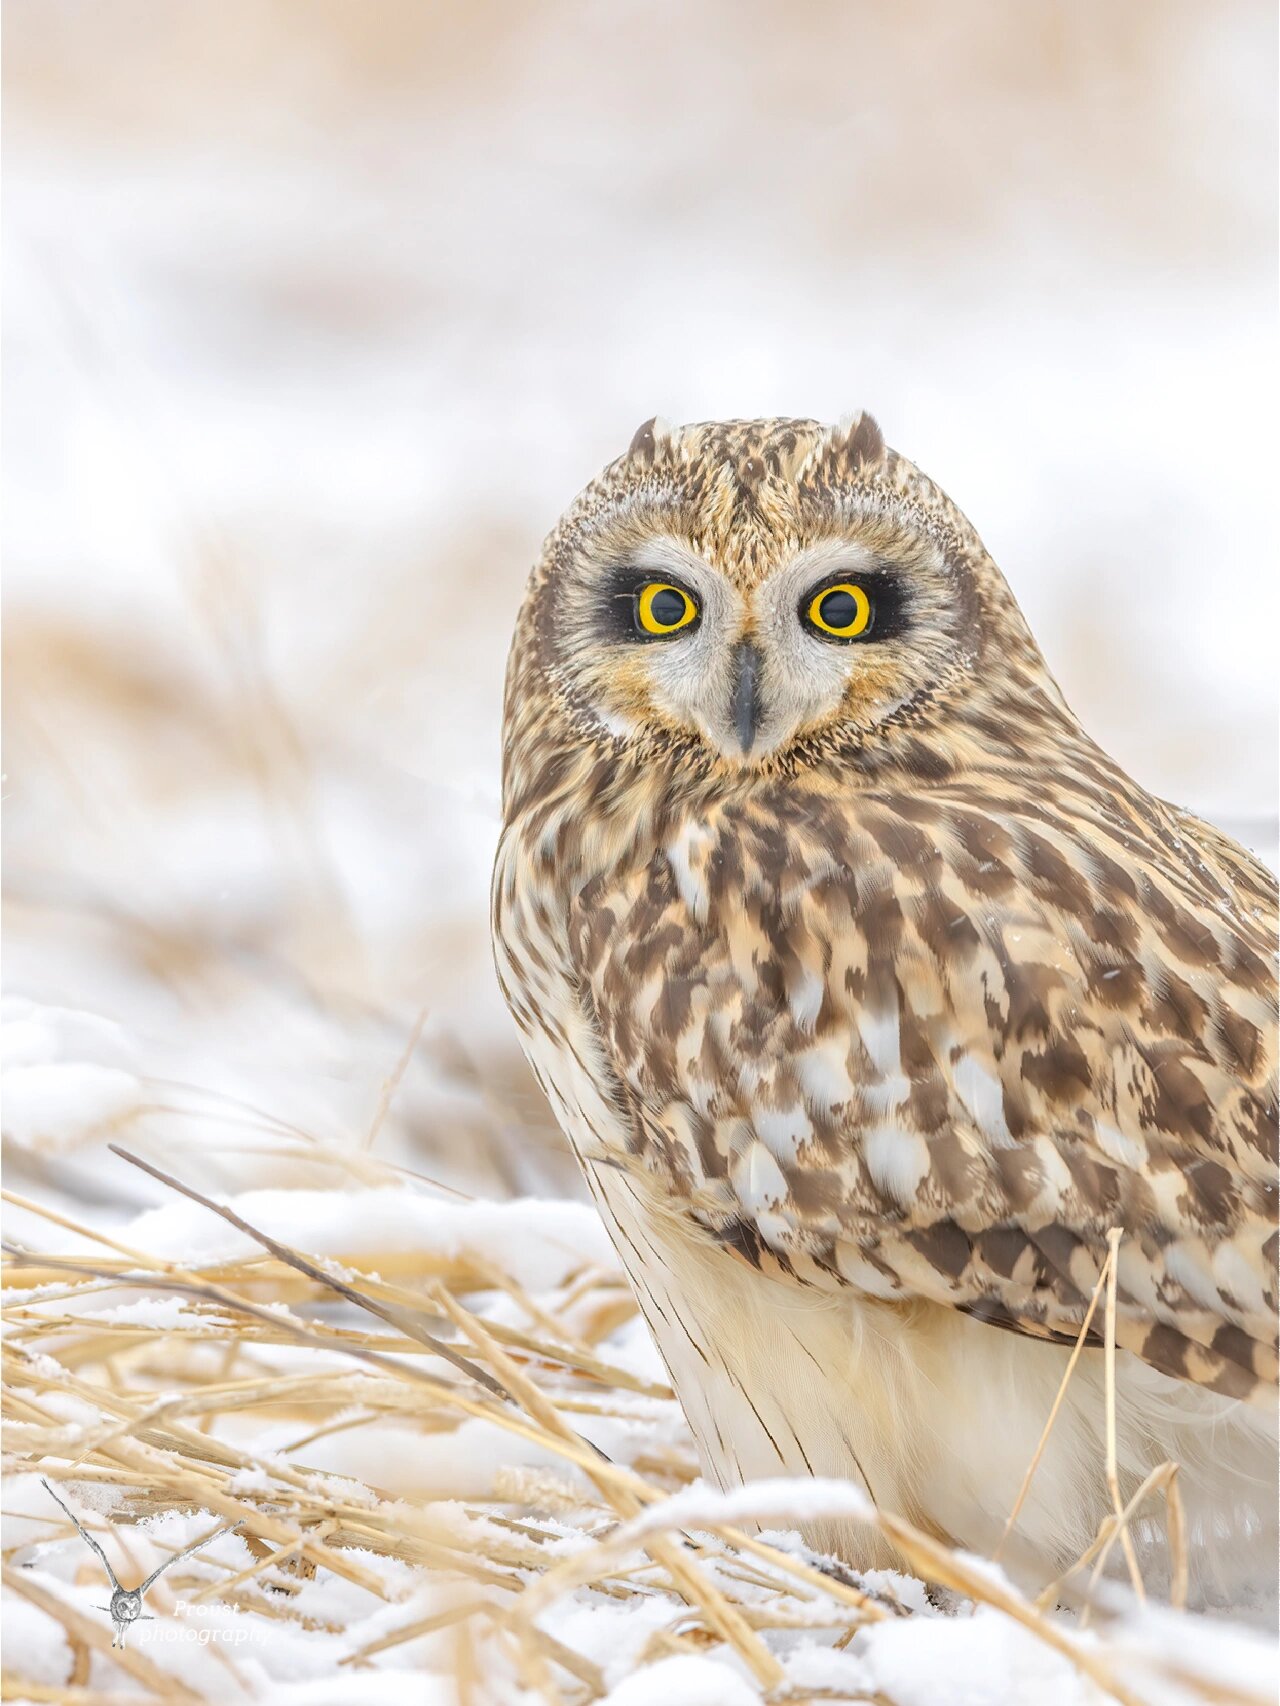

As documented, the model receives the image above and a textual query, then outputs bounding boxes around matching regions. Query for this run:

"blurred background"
[3,0,1276,1210]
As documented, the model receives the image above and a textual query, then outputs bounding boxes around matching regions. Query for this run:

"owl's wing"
[570,789,1278,1403]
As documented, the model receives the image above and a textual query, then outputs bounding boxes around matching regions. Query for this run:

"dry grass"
[1,1157,1264,1706]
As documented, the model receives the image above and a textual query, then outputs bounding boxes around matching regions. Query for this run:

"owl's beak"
[730,640,764,755]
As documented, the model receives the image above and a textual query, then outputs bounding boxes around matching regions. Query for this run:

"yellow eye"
[806,582,873,639]
[636,581,698,636]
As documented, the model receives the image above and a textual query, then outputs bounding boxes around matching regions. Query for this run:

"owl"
[491,416,1278,1614]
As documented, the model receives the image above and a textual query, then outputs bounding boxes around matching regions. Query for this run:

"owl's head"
[507,417,1051,792]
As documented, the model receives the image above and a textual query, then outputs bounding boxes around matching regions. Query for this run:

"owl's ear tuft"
[833,411,886,470]
[627,416,674,465]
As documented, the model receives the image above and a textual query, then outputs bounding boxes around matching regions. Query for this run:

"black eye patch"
[598,565,702,643]
[800,566,908,642]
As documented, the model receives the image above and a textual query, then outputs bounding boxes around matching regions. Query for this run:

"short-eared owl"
[492,416,1277,1612]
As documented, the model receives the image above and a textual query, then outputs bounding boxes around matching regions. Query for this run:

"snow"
[854,1607,1095,1706]
[303,1418,591,1502]
[638,1467,880,1535]
[80,1296,210,1330]
[602,1653,760,1706]
[122,1188,614,1292]
[1,1000,141,1073]
[225,1466,276,1496]
[1,999,146,1157]
[1,1593,74,1691]
[608,1476,877,1544]
[1102,1597,1280,1704]
[269,1681,458,1705]
[2,1063,144,1155]
[5,1034,1276,1702]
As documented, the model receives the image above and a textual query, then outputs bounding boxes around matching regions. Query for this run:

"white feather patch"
[796,1041,854,1111]
[788,967,825,1032]
[1164,1240,1228,1313]
[856,1003,901,1077]
[862,1074,911,1117]
[754,1104,813,1164]
[952,1053,1015,1148]
[863,1124,930,1206]
[1093,1120,1148,1171]
[731,1141,788,1214]
[1211,1239,1269,1316]
[665,820,716,924]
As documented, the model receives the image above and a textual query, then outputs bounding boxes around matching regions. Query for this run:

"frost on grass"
[3,1024,1276,1704]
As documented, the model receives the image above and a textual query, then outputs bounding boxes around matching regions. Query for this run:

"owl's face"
[111,1588,142,1624]
[526,416,1011,775]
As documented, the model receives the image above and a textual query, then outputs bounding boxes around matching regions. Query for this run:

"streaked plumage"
[492,416,1278,1611]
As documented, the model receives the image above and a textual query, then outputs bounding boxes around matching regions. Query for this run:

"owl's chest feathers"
[497,780,902,1149]
[500,829,855,1318]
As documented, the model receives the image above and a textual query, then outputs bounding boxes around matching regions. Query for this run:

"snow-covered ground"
[3,4,1276,1701]
[5,995,1277,1704]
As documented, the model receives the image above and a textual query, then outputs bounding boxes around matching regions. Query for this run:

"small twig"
[433,1284,788,1691]
[1,1191,159,1268]
[996,1238,1114,1563]
[515,1478,1151,1706]
[106,1144,508,1399]
[361,1004,430,1152]
[340,1598,486,1664]
[874,1508,1152,1706]
[1102,1226,1145,1607]
[1084,1461,1183,1612]
[1165,1461,1188,1612]
[186,1522,330,1606]
[1,1246,619,1494]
